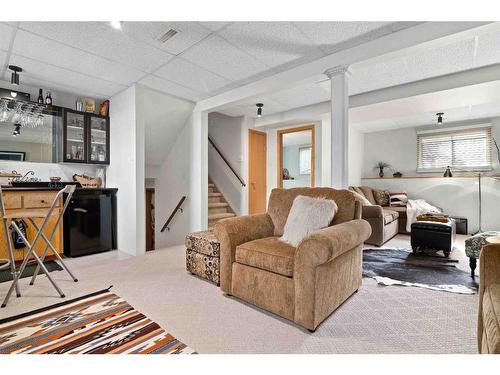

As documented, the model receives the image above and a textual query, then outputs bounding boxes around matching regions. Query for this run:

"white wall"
[266,122,322,199]
[360,118,500,233]
[208,112,249,215]
[107,85,145,256]
[155,111,208,248]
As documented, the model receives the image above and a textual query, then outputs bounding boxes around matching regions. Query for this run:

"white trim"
[416,123,492,135]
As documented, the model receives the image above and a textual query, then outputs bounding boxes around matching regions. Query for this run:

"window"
[299,147,312,174]
[417,127,492,172]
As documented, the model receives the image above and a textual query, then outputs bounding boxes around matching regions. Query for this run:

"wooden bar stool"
[1,185,77,308]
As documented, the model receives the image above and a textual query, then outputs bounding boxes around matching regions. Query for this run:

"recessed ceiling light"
[110,21,123,30]
[436,112,444,125]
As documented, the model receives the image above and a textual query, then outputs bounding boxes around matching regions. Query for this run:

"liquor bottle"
[37,89,44,104]
[45,91,52,105]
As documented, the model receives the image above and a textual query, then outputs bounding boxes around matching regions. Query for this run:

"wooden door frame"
[277,125,315,188]
[248,129,267,214]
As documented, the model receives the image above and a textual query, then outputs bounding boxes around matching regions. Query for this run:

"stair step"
[208,183,215,188]
[208,202,229,208]
[208,193,222,197]
[208,212,236,221]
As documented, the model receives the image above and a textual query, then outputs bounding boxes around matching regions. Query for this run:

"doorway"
[277,125,315,189]
[248,129,267,214]
[145,188,155,251]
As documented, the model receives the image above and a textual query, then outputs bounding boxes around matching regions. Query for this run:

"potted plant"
[374,162,391,178]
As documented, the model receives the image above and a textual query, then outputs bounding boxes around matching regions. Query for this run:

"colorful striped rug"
[0,288,196,354]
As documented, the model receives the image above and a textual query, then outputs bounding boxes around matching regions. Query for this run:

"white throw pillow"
[280,195,338,247]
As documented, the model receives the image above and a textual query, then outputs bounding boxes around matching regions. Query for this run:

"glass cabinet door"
[89,115,109,163]
[64,111,86,162]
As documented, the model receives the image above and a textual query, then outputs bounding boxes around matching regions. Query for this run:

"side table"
[464,231,500,278]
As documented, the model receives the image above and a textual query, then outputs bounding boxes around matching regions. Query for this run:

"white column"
[325,65,350,189]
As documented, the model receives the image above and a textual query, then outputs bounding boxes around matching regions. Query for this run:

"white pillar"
[325,65,350,189]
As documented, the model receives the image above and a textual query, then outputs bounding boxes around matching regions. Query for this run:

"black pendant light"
[9,65,22,85]
[256,103,264,117]
[12,124,21,136]
[436,112,444,125]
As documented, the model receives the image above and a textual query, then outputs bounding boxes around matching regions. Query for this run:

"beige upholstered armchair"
[213,188,372,331]
[478,243,500,353]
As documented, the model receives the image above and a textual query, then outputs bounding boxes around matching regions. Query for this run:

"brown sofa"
[350,186,408,246]
[478,243,500,354]
[213,188,371,331]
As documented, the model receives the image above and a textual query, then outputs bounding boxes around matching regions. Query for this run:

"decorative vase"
[379,167,384,178]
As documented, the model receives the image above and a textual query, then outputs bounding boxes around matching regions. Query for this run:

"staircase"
[208,179,236,228]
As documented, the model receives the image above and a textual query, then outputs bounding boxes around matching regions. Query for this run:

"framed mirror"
[277,125,315,188]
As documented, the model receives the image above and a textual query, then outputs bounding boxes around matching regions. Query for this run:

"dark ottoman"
[411,219,456,257]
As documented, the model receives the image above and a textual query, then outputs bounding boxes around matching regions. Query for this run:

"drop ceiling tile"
[19,22,173,72]
[181,35,268,81]
[0,23,13,51]
[293,22,391,52]
[198,22,231,32]
[154,57,231,93]
[269,83,330,109]
[474,29,500,67]
[139,75,202,102]
[13,30,145,86]
[350,58,410,94]
[123,22,211,55]
[9,54,126,98]
[218,22,323,68]
[405,38,475,81]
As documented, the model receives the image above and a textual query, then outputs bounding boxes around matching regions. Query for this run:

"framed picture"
[0,151,26,161]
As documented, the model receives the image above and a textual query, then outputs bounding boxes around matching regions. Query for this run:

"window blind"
[417,127,492,171]
[299,147,312,174]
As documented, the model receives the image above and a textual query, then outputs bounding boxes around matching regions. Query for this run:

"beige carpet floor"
[0,234,479,354]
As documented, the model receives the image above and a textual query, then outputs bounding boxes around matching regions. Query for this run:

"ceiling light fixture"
[9,65,22,85]
[256,103,264,117]
[13,124,21,137]
[436,112,444,125]
[110,21,123,30]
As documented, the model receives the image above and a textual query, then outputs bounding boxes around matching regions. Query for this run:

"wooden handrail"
[161,196,186,232]
[208,136,246,187]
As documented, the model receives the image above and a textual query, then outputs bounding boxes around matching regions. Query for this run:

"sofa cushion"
[267,188,357,236]
[350,190,372,206]
[351,186,365,197]
[386,205,407,219]
[359,186,377,205]
[482,283,500,353]
[235,237,296,277]
[383,209,399,225]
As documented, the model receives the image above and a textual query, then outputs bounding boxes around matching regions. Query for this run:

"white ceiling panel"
[139,75,201,102]
[13,30,145,86]
[180,35,268,81]
[8,54,126,97]
[218,22,323,68]
[406,38,476,82]
[0,23,13,51]
[269,83,330,109]
[123,22,211,55]
[198,22,231,32]
[154,57,231,93]
[293,22,391,53]
[19,22,173,73]
[474,30,500,67]
[350,58,410,94]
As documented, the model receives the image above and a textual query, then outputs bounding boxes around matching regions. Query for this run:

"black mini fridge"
[64,189,117,257]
